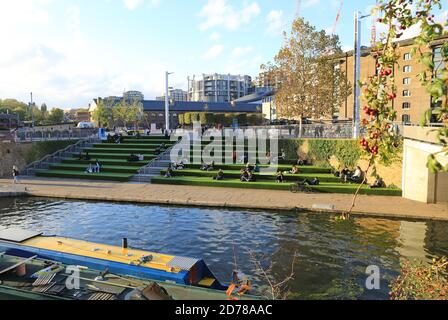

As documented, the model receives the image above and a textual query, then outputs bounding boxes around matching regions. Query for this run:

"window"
[402,102,411,110]
[434,46,445,78]
[403,77,411,85]
[403,65,412,73]
[403,90,411,97]
[402,114,411,123]
[404,53,411,61]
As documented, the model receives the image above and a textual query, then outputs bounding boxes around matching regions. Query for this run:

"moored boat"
[0,253,257,300]
[0,229,242,294]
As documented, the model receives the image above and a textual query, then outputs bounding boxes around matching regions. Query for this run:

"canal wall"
[2,178,446,222]
[0,140,77,178]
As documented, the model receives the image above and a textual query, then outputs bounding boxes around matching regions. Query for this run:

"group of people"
[200,161,215,171]
[85,160,102,174]
[335,166,387,188]
[335,166,364,184]
[107,133,123,144]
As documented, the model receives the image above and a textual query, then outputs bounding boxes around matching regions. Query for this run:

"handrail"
[134,145,176,183]
[25,135,101,176]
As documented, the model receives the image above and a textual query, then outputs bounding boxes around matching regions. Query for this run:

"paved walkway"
[0,178,447,221]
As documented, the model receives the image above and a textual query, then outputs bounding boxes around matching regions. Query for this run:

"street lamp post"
[353,12,371,139]
[29,92,36,141]
[165,71,173,133]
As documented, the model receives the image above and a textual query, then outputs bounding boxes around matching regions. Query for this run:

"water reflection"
[0,197,447,300]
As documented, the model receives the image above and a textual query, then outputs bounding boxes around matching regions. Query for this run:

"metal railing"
[17,128,98,142]
[25,136,101,176]
[134,145,176,183]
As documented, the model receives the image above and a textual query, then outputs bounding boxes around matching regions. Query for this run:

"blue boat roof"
[143,100,261,113]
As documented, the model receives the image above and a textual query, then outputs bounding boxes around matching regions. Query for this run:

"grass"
[151,176,402,196]
[183,164,332,173]
[35,170,134,182]
[160,169,341,183]
[50,163,139,174]
[61,158,149,167]
[71,152,157,160]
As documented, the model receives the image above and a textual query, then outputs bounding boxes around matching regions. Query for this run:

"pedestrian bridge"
[402,126,448,204]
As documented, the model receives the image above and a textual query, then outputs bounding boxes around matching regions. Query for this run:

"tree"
[92,98,115,128]
[262,18,351,120]
[112,98,143,129]
[47,108,65,124]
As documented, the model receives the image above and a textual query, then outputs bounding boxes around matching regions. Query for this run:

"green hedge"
[278,139,362,169]
[25,140,79,164]
[178,112,263,126]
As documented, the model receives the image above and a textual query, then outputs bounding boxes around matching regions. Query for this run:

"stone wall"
[0,140,77,178]
[0,142,34,177]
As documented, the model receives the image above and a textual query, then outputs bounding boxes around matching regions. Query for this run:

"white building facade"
[187,74,253,103]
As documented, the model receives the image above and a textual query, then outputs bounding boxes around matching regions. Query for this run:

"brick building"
[337,35,447,124]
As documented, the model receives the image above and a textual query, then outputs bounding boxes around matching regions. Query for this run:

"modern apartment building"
[337,35,447,124]
[156,89,188,102]
[123,90,144,101]
[187,74,253,103]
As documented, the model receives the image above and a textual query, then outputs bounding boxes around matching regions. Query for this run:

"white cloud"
[198,0,261,31]
[123,0,160,11]
[266,10,283,35]
[203,44,225,60]
[0,1,167,108]
[210,32,221,41]
[231,46,253,57]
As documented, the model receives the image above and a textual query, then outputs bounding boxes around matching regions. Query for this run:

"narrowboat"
[0,228,250,297]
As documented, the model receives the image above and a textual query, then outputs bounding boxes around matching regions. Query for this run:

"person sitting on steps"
[213,169,225,181]
[164,164,173,178]
[302,177,320,186]
[370,177,386,189]
[85,164,94,174]
[276,170,285,183]
[240,169,250,182]
[290,165,300,175]
[155,143,167,155]
[94,160,102,173]
[128,154,139,162]
[350,166,364,184]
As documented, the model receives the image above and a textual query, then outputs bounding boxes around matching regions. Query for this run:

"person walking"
[12,165,20,184]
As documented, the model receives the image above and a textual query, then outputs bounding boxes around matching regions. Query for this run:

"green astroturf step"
[84,148,162,154]
[50,164,139,174]
[93,143,176,148]
[183,164,331,173]
[35,170,133,182]
[61,158,149,167]
[160,169,341,183]
[71,153,157,160]
[151,176,402,196]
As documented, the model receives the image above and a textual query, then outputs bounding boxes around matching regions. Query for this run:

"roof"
[234,90,274,103]
[143,100,261,113]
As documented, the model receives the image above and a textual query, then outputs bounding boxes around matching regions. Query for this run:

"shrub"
[308,139,338,167]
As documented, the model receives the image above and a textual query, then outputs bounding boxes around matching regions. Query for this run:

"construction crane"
[332,0,344,35]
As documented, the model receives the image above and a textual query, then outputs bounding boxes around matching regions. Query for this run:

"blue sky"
[0,0,445,109]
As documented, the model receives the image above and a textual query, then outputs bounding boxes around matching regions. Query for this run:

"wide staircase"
[151,140,402,196]
[35,135,176,182]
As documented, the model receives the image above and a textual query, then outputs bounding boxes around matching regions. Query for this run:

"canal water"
[1,197,447,300]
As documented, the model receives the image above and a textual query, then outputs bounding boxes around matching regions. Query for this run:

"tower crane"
[332,0,344,35]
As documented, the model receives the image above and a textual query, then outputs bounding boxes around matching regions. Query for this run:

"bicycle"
[290,182,313,193]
